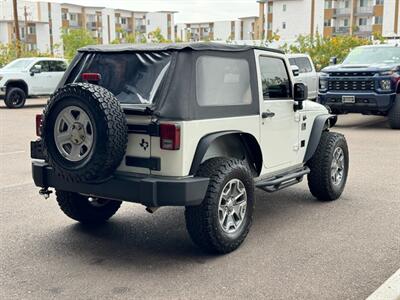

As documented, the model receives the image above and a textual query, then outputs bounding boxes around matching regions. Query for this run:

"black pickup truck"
[318,44,400,129]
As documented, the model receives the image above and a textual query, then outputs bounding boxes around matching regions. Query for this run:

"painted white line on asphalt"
[1,182,33,190]
[367,268,400,300]
[0,150,26,156]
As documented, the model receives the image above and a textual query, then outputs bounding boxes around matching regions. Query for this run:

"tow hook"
[145,207,159,214]
[39,188,53,199]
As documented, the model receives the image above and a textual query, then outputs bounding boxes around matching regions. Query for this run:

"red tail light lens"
[35,114,43,137]
[160,124,180,150]
[81,73,101,82]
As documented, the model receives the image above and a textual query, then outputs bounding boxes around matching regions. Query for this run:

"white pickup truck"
[288,54,318,100]
[0,57,68,108]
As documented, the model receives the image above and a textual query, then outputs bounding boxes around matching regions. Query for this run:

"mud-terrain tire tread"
[42,83,127,182]
[4,87,26,108]
[388,95,400,129]
[56,190,121,224]
[185,157,254,254]
[307,131,349,201]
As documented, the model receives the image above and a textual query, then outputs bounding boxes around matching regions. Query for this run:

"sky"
[41,0,260,23]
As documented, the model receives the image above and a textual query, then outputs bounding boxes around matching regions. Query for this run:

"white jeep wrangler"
[31,43,349,254]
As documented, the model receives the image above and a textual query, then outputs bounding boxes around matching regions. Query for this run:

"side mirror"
[291,65,300,77]
[293,82,308,111]
[30,65,42,76]
[329,57,337,65]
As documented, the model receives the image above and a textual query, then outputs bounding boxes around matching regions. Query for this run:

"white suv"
[0,57,68,108]
[31,43,348,254]
[288,53,318,100]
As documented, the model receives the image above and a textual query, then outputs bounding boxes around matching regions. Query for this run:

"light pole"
[12,0,21,57]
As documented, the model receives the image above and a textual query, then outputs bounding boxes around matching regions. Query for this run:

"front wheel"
[185,158,255,254]
[4,87,26,108]
[307,131,349,201]
[56,190,122,224]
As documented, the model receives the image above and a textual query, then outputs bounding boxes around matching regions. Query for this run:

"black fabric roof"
[78,42,284,54]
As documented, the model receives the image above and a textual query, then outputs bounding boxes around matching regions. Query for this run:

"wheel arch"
[303,114,336,163]
[189,131,263,176]
[5,79,29,95]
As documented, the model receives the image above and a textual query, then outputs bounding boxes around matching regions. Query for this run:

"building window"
[28,25,36,35]
[121,17,127,25]
[282,22,286,29]
[358,18,368,25]
[324,0,333,9]
[69,13,77,22]
[324,19,332,27]
[62,13,67,20]
[374,16,383,24]
[359,0,368,7]
[343,18,349,27]
[282,4,286,11]
[147,20,150,25]
[20,27,25,39]
[345,0,350,8]
[267,22,272,30]
[375,0,384,4]
[267,3,273,13]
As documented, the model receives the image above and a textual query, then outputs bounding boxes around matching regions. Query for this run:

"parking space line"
[0,150,26,156]
[1,182,33,190]
[367,268,400,300]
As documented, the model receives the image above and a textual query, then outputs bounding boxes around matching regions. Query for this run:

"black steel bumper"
[32,161,209,207]
[318,92,396,115]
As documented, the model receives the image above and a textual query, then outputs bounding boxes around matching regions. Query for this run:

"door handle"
[262,111,275,119]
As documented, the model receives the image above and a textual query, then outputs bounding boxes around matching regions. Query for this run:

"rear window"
[196,56,252,107]
[73,52,171,105]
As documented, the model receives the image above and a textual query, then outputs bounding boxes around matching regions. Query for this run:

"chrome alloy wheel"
[331,147,345,185]
[218,178,248,234]
[54,106,94,162]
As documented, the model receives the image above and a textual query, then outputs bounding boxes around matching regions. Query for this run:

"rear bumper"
[318,91,396,115]
[32,161,209,207]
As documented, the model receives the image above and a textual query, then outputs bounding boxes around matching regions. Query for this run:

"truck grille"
[328,79,375,91]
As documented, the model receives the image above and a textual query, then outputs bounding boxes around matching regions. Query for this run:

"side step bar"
[255,167,310,193]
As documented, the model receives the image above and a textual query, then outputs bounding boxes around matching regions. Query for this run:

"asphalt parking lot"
[1,98,399,299]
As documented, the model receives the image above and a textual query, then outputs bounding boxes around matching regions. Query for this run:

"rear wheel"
[307,131,349,201]
[56,190,122,224]
[185,158,255,254]
[4,87,26,108]
[388,95,400,129]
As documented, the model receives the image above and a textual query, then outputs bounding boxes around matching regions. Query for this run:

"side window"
[259,56,291,100]
[49,61,68,72]
[196,56,252,106]
[31,61,50,72]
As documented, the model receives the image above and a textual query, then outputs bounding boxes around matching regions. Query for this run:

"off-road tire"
[185,158,255,254]
[42,83,128,183]
[4,87,26,108]
[307,131,349,201]
[388,95,400,129]
[56,190,121,224]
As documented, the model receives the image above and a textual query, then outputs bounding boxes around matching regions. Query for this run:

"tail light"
[81,73,101,83]
[160,123,180,150]
[35,114,43,137]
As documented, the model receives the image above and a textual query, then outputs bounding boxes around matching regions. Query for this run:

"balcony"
[355,6,373,15]
[334,26,350,34]
[355,25,372,36]
[87,21,98,29]
[335,8,351,16]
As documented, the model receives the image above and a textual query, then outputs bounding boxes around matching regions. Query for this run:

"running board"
[255,167,310,193]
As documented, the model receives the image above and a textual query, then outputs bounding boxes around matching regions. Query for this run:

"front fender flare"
[303,114,336,163]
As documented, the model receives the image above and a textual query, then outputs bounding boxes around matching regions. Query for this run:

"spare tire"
[42,83,128,182]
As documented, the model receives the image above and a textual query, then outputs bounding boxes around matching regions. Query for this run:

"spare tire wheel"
[42,83,128,182]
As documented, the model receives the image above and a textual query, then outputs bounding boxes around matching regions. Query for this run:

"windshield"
[73,52,171,105]
[2,58,35,70]
[343,47,400,65]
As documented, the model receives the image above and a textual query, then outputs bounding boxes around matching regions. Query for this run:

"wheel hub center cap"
[70,122,86,145]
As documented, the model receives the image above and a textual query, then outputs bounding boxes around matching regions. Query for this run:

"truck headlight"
[380,79,392,91]
[319,78,327,91]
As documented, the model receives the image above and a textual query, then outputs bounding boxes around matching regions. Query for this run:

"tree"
[282,34,372,70]
[61,28,96,60]
[0,42,53,67]
[147,28,170,43]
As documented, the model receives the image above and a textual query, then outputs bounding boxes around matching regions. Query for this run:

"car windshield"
[2,58,35,70]
[73,52,171,105]
[342,47,400,65]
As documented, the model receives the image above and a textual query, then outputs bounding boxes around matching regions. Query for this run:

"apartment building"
[262,0,400,42]
[0,0,176,55]
[175,16,259,42]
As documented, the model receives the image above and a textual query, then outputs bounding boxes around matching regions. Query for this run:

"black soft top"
[78,42,284,54]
